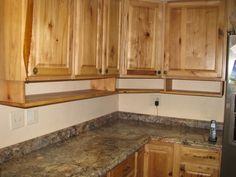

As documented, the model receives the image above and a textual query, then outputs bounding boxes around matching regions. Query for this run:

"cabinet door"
[103,0,122,75]
[29,0,73,77]
[146,143,174,177]
[122,0,164,76]
[74,0,103,76]
[164,0,225,79]
[136,147,145,177]
[179,163,219,177]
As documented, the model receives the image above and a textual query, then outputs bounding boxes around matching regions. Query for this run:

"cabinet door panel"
[74,0,103,76]
[179,146,221,177]
[165,1,225,79]
[180,163,219,177]
[103,0,122,75]
[29,0,73,77]
[123,0,163,75]
[147,143,173,177]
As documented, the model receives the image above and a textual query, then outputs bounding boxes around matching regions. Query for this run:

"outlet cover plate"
[26,109,39,125]
[10,110,25,130]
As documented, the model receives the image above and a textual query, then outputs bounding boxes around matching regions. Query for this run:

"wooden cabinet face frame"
[164,0,226,79]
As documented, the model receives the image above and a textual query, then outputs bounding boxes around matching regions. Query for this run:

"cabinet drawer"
[109,154,135,177]
[181,146,221,166]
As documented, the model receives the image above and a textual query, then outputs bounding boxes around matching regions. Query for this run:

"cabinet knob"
[33,67,38,75]
[156,70,161,75]
[168,171,173,176]
[163,70,167,75]
[99,68,102,74]
[105,69,108,74]
[180,164,185,172]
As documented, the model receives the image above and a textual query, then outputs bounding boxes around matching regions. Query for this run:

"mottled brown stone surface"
[0,118,222,177]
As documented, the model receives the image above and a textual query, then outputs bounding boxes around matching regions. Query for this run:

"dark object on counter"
[208,120,217,143]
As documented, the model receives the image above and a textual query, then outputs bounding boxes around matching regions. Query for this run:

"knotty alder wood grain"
[0,81,25,104]
[28,0,73,77]
[0,90,116,108]
[122,0,164,76]
[164,0,226,79]
[73,0,103,76]
[0,0,27,81]
[102,0,122,75]
[145,142,174,177]
[91,78,116,91]
[178,146,221,177]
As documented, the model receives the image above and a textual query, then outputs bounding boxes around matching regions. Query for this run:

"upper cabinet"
[103,0,122,75]
[28,0,73,78]
[121,0,164,76]
[73,0,103,76]
[74,0,121,77]
[164,0,226,80]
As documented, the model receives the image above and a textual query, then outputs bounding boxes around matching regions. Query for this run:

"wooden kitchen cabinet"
[121,0,164,76]
[145,142,174,177]
[164,0,226,80]
[28,0,74,78]
[73,0,103,76]
[178,146,221,177]
[109,153,135,177]
[74,0,121,77]
[102,0,122,75]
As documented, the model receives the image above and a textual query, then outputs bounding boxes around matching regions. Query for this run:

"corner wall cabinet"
[164,0,226,80]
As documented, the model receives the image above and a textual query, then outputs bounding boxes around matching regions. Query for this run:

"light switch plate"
[10,110,25,130]
[26,109,39,125]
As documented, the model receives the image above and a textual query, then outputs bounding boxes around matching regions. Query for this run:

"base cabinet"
[105,141,221,177]
[178,146,221,177]
[108,153,135,177]
[139,141,221,177]
[145,142,174,177]
[179,163,219,177]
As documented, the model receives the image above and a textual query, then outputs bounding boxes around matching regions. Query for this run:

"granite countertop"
[0,119,222,177]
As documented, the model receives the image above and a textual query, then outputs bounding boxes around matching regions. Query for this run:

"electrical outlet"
[155,97,160,107]
[26,109,39,125]
[10,110,25,130]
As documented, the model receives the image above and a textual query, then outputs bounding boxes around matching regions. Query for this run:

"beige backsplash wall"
[118,79,225,122]
[0,79,225,149]
[118,94,225,122]
[0,95,118,149]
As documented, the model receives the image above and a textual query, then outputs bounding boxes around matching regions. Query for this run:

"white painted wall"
[118,94,225,122]
[0,79,226,149]
[25,80,91,95]
[0,95,118,149]
[118,79,225,122]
